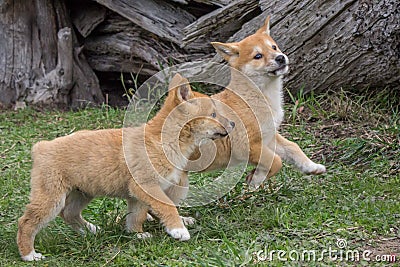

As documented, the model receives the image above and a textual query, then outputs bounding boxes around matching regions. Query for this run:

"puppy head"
[166,73,235,143]
[211,16,289,78]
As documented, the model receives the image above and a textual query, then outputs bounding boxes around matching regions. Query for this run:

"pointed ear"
[169,73,186,90]
[256,16,271,35]
[211,42,239,61]
[168,73,193,102]
[177,83,193,102]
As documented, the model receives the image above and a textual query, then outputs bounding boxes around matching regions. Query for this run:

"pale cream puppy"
[17,73,234,261]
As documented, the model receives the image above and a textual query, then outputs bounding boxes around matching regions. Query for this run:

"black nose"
[230,121,235,128]
[275,55,286,65]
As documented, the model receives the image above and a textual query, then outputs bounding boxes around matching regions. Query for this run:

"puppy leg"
[247,145,282,189]
[164,176,195,226]
[145,213,195,226]
[130,183,190,241]
[17,190,67,261]
[60,190,97,234]
[126,198,149,237]
[273,133,326,174]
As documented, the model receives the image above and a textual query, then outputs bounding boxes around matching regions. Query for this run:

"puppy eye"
[254,53,263,60]
[272,45,277,50]
[211,112,216,118]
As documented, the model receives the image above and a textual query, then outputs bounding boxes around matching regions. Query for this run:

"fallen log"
[93,0,196,44]
[182,0,260,52]
[1,0,398,108]
[226,0,400,93]
[192,0,231,7]
[70,1,107,38]
[84,13,205,76]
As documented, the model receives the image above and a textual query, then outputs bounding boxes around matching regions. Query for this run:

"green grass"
[0,89,399,266]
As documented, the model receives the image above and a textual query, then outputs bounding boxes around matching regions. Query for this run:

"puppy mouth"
[268,65,289,76]
[211,131,228,139]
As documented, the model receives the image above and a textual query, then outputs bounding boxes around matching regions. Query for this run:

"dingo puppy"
[17,74,234,261]
[192,16,326,188]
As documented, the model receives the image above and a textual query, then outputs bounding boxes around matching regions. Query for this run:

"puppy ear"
[256,16,271,35]
[169,73,186,90]
[211,42,239,62]
[168,73,193,102]
[177,83,193,102]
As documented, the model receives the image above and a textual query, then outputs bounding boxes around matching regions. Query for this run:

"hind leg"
[60,190,97,234]
[17,190,67,261]
[246,145,282,189]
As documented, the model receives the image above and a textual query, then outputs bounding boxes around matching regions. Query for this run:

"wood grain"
[93,0,196,44]
[240,0,400,93]
[0,0,104,108]
[0,0,398,107]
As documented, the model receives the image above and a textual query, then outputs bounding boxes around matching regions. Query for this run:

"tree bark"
[1,0,398,108]
[93,0,196,44]
[25,27,73,105]
[0,0,104,108]
[182,0,260,53]
[84,13,191,77]
[70,1,107,38]
[226,0,400,93]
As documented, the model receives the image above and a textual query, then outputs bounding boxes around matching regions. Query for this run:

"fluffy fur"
[17,74,234,261]
[192,16,326,188]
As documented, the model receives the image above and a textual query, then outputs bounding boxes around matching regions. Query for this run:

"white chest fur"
[251,75,285,130]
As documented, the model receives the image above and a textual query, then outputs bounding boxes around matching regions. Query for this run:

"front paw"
[302,162,326,175]
[181,216,195,226]
[137,232,153,239]
[21,250,45,261]
[86,222,100,234]
[165,227,190,241]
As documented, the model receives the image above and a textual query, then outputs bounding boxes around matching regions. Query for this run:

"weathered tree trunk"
[1,0,398,108]
[181,0,260,52]
[86,0,399,97]
[84,13,191,77]
[93,0,197,45]
[0,0,104,109]
[227,0,400,93]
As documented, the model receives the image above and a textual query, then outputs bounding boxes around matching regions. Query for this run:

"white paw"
[302,162,326,175]
[146,213,155,222]
[137,232,153,239]
[21,250,45,261]
[78,222,100,235]
[86,222,99,234]
[166,227,190,241]
[181,216,195,226]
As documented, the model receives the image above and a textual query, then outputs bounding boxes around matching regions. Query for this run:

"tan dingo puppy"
[17,74,234,261]
[192,16,326,187]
